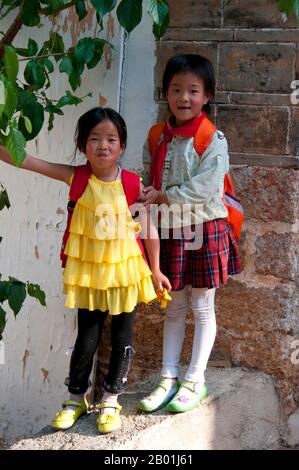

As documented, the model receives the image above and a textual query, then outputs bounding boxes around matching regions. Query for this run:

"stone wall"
[95,0,299,417]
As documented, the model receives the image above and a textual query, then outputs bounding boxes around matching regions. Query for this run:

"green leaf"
[42,0,69,15]
[0,80,4,104]
[44,104,64,115]
[147,0,169,25]
[59,56,73,76]
[1,0,21,6]
[19,103,44,141]
[15,39,39,58]
[27,283,46,307]
[43,58,54,73]
[86,51,102,69]
[0,281,9,303]
[48,112,54,131]
[4,45,19,82]
[28,38,39,56]
[24,60,46,89]
[21,115,32,134]
[8,280,27,317]
[42,32,65,62]
[17,91,45,140]
[0,80,5,120]
[68,60,84,91]
[3,80,17,120]
[21,0,41,26]
[75,0,88,20]
[69,69,82,91]
[117,0,143,33]
[0,305,6,341]
[91,0,117,18]
[57,90,82,108]
[86,38,106,69]
[153,9,169,39]
[74,38,96,65]
[5,127,26,167]
[295,0,299,18]
[0,187,11,211]
[278,0,295,15]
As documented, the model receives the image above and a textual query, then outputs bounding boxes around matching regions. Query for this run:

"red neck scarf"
[149,112,206,190]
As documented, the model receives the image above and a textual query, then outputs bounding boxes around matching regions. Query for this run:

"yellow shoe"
[50,399,88,430]
[97,402,122,434]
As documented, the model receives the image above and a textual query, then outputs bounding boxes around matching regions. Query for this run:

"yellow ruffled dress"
[63,173,156,315]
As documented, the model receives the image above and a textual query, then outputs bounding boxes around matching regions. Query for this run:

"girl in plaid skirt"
[138,54,241,413]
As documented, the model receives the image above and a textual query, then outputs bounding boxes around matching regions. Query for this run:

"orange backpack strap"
[148,123,165,158]
[60,163,92,267]
[193,117,217,156]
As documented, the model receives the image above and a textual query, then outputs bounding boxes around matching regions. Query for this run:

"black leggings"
[66,308,136,395]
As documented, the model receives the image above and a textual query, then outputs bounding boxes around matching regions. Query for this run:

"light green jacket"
[142,130,229,227]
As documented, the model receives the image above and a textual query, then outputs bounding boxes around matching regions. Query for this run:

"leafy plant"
[277,0,299,18]
[0,1,169,165]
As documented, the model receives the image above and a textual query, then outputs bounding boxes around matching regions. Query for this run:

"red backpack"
[148,117,244,241]
[60,164,143,267]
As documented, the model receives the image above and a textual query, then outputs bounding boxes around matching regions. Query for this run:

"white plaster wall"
[120,13,157,173]
[0,6,156,440]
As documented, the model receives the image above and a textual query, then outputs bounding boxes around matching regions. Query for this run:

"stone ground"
[2,366,294,451]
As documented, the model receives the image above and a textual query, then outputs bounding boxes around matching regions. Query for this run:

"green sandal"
[138,378,180,413]
[50,399,88,430]
[97,402,122,434]
[166,381,208,413]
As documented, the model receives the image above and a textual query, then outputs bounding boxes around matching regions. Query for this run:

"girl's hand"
[139,185,159,209]
[151,269,172,292]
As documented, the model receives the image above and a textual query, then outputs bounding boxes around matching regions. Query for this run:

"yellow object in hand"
[156,288,172,309]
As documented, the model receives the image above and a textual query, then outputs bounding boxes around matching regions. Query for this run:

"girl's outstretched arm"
[0,145,73,185]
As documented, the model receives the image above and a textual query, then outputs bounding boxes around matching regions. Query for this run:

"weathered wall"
[96,0,299,421]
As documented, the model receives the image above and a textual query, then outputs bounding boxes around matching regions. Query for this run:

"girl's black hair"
[162,54,215,112]
[74,107,127,154]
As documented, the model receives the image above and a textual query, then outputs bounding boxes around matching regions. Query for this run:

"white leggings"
[161,286,216,384]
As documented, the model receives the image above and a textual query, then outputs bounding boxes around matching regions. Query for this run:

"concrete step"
[9,367,282,450]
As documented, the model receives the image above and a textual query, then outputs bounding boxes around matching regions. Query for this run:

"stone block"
[229,153,298,168]
[231,166,299,223]
[169,0,221,28]
[223,0,298,28]
[255,232,299,281]
[215,91,291,107]
[215,280,299,413]
[234,29,299,42]
[218,44,296,93]
[163,28,233,42]
[156,42,218,88]
[289,107,299,157]
[217,105,289,154]
[216,280,298,334]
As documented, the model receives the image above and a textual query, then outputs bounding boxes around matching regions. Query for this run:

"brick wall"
[95,0,299,416]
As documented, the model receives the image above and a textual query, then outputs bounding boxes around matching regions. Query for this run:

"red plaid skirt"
[159,219,241,291]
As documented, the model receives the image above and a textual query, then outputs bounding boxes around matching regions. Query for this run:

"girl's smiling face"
[85,119,124,170]
[167,72,210,126]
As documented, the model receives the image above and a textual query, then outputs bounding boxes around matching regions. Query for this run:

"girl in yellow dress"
[0,107,171,434]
